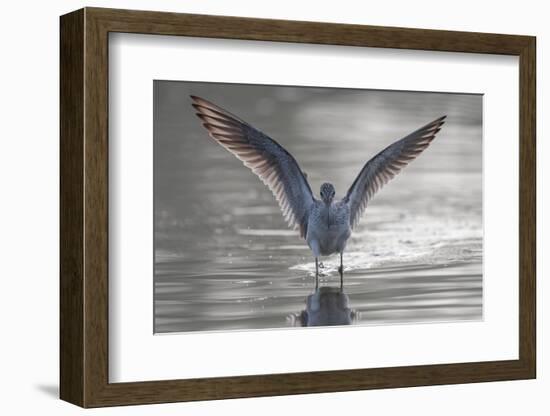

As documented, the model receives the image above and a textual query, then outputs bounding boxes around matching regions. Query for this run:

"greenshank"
[191,95,446,288]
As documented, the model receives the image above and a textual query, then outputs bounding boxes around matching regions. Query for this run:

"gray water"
[154,81,482,333]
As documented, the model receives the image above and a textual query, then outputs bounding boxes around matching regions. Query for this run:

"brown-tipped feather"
[191,95,314,238]
[345,116,446,229]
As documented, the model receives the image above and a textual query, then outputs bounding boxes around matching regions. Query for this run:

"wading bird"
[191,95,446,289]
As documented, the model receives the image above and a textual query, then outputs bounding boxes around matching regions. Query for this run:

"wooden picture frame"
[60,7,536,408]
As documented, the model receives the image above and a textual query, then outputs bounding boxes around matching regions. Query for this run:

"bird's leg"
[339,252,344,290]
[315,257,319,290]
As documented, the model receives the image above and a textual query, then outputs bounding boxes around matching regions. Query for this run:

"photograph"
[153,81,483,333]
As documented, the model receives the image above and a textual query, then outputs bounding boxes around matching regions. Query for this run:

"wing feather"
[191,95,315,238]
[344,116,447,229]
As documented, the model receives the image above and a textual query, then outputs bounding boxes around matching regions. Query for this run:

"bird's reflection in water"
[289,285,358,327]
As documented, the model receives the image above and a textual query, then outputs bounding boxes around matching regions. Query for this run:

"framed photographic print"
[60,7,536,408]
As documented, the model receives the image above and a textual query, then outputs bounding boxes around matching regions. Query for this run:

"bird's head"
[320,183,336,204]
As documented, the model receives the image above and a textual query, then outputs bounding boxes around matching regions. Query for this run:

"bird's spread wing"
[191,95,315,238]
[343,116,447,229]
